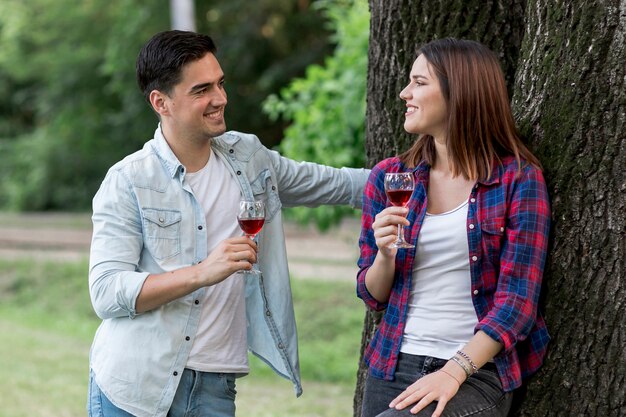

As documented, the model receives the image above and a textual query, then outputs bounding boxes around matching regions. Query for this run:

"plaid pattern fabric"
[356,155,551,392]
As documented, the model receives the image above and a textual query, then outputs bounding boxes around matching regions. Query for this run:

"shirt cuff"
[356,268,387,311]
[476,319,517,353]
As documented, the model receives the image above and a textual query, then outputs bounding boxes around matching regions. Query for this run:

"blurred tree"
[0,0,336,211]
[170,0,196,31]
[263,0,369,230]
[196,0,335,148]
[0,0,164,210]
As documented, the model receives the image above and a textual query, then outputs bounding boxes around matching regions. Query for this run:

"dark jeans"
[361,353,513,417]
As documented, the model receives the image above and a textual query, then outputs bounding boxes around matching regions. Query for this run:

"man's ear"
[149,90,169,117]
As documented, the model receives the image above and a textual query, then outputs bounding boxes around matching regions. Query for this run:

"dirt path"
[0,212,361,281]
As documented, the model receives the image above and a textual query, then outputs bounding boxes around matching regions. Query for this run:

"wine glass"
[384,172,415,249]
[237,199,265,274]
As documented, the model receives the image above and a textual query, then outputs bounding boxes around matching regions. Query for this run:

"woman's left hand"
[389,370,460,416]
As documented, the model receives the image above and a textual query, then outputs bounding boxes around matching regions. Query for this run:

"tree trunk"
[170,0,196,31]
[509,1,626,415]
[356,0,626,416]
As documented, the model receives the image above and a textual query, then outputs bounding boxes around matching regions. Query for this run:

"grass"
[0,258,365,416]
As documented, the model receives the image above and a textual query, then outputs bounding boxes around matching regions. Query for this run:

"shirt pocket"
[142,208,182,260]
[480,217,506,261]
[250,169,281,221]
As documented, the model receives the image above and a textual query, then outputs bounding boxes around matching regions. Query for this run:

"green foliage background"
[0,0,162,210]
[0,0,369,218]
[264,0,369,229]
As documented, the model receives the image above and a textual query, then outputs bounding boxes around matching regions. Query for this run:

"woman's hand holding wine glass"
[372,206,410,258]
[383,172,415,249]
[364,172,415,302]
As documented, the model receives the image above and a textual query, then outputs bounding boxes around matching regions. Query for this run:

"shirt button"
[198,225,203,230]
[500,227,505,232]
[229,149,234,154]
[271,186,276,191]
[278,343,284,350]
[236,170,242,175]
[469,224,475,229]
[265,310,272,317]
[473,290,479,295]
[472,256,478,262]
[185,336,190,341]
[173,371,178,376]
[470,198,476,203]
[159,218,164,223]
[194,300,200,305]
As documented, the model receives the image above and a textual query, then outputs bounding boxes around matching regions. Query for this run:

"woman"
[357,38,551,417]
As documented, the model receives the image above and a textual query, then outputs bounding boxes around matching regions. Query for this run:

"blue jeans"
[88,369,237,417]
[361,353,513,417]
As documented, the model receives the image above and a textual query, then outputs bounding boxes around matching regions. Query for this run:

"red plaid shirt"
[357,156,551,392]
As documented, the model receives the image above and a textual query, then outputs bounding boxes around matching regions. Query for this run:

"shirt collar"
[412,160,431,184]
[150,126,244,179]
[152,124,184,179]
[408,158,504,187]
[476,160,504,186]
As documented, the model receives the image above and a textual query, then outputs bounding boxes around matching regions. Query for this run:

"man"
[87,30,368,417]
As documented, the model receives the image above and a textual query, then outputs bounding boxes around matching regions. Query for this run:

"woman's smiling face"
[399,54,448,141]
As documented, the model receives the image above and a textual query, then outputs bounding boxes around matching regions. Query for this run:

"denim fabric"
[361,353,512,417]
[88,125,368,417]
[89,369,238,417]
[88,371,136,417]
[167,369,237,417]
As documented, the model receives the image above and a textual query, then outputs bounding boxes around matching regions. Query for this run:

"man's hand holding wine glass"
[193,236,258,287]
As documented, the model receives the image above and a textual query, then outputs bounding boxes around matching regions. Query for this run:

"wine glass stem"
[249,235,259,267]
[397,224,404,242]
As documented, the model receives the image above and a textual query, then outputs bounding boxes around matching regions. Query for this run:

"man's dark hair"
[136,30,217,103]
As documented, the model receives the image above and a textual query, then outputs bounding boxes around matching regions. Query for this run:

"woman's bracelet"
[439,369,462,386]
[456,350,479,374]
[450,356,472,378]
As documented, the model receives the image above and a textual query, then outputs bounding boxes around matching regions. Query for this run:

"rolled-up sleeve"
[476,166,551,352]
[356,165,389,311]
[89,169,150,320]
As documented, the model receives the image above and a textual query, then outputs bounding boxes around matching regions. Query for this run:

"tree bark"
[357,0,626,416]
[510,1,626,416]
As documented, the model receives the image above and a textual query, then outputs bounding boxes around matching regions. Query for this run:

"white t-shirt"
[185,151,249,373]
[400,200,478,359]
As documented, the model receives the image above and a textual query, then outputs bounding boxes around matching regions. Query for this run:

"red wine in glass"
[386,189,413,207]
[384,172,415,249]
[238,199,265,274]
[238,218,265,237]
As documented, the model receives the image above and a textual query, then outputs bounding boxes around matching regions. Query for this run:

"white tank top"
[400,199,478,359]
[185,151,249,373]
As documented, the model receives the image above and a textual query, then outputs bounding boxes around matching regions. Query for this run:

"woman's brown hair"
[399,38,541,179]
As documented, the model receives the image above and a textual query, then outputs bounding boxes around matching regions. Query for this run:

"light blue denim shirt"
[88,126,367,417]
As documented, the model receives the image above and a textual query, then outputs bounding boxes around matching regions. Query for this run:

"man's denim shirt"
[89,126,367,417]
